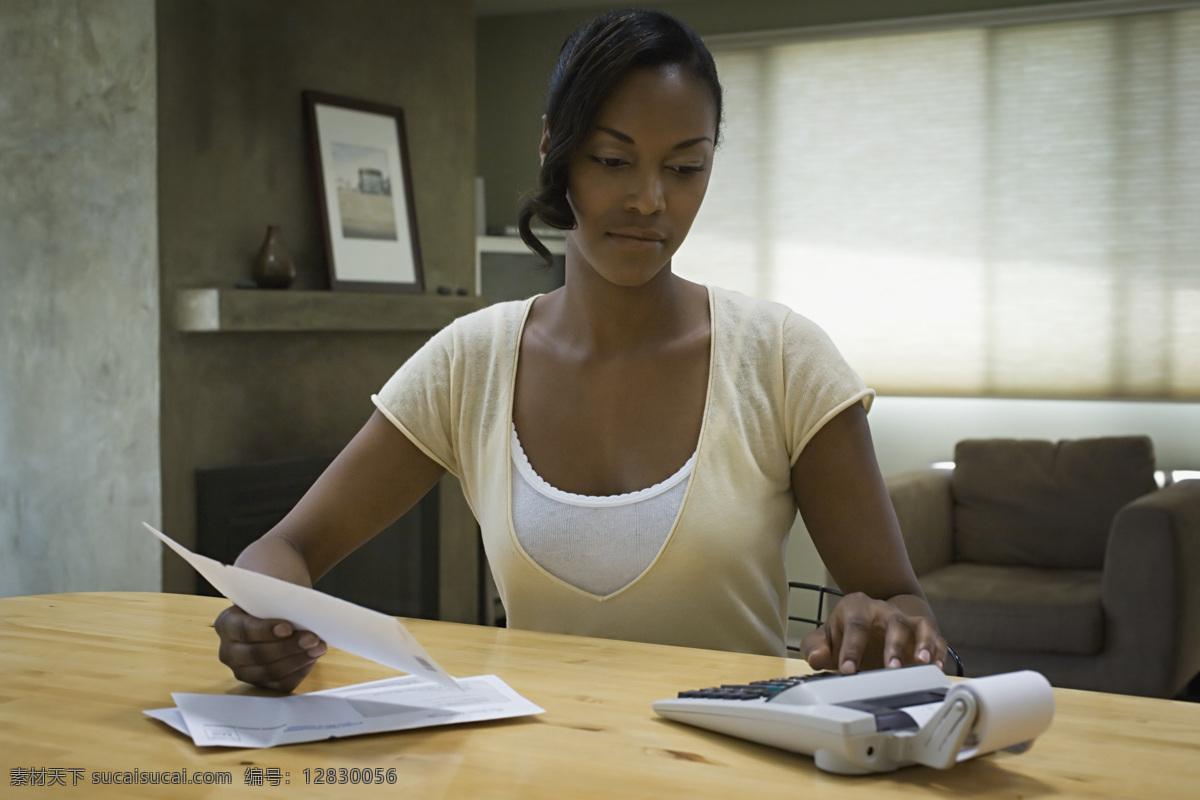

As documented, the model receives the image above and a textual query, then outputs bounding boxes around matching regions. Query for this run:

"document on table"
[146,674,545,748]
[143,524,545,747]
[144,523,457,688]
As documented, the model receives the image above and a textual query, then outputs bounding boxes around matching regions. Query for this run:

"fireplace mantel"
[176,288,488,333]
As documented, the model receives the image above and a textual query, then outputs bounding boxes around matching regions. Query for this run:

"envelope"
[145,674,545,748]
[144,523,458,689]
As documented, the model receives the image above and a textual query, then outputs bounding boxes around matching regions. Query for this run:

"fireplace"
[195,455,439,619]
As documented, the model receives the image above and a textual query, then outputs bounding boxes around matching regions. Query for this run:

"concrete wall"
[0,0,161,596]
[157,0,476,593]
[1,0,476,599]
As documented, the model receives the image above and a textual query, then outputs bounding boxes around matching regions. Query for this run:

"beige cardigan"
[374,286,872,656]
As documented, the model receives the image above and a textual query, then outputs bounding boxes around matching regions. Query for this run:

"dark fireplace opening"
[195,455,439,619]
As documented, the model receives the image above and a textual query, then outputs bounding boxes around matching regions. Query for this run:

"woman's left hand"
[798,591,947,674]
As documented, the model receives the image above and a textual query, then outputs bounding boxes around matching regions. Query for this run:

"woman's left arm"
[791,403,948,674]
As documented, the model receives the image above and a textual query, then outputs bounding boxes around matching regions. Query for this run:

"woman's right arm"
[215,409,447,691]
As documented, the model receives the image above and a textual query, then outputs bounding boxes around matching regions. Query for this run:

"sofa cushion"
[920,563,1104,655]
[953,436,1157,569]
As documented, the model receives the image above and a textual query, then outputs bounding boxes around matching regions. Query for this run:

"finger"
[833,612,872,675]
[219,619,328,666]
[911,618,944,669]
[935,639,949,673]
[217,607,327,655]
[238,654,319,693]
[882,616,916,669]
[261,666,316,693]
[218,606,300,645]
[799,628,833,670]
[216,605,286,643]
[218,633,323,671]
[220,638,324,688]
[911,618,938,666]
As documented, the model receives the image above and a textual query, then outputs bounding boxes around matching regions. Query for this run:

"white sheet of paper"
[145,675,545,748]
[143,523,458,690]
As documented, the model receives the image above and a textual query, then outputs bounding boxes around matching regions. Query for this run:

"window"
[676,5,1200,398]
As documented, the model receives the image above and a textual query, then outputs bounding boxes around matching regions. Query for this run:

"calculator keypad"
[676,672,840,701]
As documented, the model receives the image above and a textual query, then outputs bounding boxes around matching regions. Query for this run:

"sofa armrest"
[1104,479,1200,696]
[884,469,954,577]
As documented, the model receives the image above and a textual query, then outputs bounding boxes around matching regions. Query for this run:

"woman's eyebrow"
[595,126,712,150]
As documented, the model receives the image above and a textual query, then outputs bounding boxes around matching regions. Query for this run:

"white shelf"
[476,235,566,255]
[176,288,487,333]
[475,235,566,296]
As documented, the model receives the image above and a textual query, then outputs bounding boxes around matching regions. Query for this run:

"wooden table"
[2,592,1198,798]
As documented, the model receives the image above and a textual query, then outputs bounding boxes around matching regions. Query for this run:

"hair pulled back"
[517,8,722,265]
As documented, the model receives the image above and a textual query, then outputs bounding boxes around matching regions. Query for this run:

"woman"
[216,9,947,692]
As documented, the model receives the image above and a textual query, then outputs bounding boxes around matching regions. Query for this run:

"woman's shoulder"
[708,285,819,335]
[434,297,534,348]
[452,296,532,327]
[708,285,848,364]
[384,297,533,396]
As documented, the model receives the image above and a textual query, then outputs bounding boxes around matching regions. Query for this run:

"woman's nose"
[625,169,665,215]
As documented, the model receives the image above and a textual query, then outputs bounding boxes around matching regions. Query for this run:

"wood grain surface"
[2,592,1197,798]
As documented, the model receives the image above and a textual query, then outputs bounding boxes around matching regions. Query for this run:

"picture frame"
[303,91,424,293]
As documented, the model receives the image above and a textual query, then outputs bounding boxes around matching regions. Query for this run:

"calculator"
[653,665,1053,775]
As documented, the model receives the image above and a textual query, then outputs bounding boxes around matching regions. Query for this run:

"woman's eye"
[592,156,626,168]
[670,164,707,175]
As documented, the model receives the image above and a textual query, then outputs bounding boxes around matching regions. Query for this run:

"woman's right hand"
[212,411,446,691]
[214,605,327,692]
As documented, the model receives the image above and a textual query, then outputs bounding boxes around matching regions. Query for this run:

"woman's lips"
[607,229,666,249]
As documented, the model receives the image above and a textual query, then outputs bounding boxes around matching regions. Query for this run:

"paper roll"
[954,670,1055,761]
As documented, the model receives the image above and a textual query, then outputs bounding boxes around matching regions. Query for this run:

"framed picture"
[304,91,424,292]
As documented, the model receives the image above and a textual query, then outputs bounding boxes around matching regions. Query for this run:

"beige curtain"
[676,7,1200,398]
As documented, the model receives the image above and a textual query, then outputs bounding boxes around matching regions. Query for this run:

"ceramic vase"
[252,224,296,289]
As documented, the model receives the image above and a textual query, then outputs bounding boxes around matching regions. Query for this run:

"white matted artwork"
[304,91,424,292]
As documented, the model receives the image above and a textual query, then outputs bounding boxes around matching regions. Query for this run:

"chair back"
[952,436,1157,569]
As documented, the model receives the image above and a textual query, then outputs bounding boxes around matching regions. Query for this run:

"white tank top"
[510,425,694,596]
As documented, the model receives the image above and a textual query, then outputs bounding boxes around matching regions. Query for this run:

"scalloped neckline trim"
[510,425,695,508]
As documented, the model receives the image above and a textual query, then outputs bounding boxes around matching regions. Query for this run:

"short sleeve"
[781,311,875,464]
[372,322,462,476]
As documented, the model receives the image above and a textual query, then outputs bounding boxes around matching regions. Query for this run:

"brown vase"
[252,224,296,289]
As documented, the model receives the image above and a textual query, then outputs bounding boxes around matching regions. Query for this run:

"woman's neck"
[539,258,706,357]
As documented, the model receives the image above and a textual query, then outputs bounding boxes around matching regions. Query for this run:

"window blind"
[675,6,1200,398]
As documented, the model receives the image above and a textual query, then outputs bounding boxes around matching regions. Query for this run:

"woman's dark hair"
[517,8,723,265]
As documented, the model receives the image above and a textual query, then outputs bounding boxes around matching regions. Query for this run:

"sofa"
[885,435,1200,698]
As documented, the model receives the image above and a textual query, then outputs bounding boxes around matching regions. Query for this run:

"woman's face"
[561,64,717,288]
